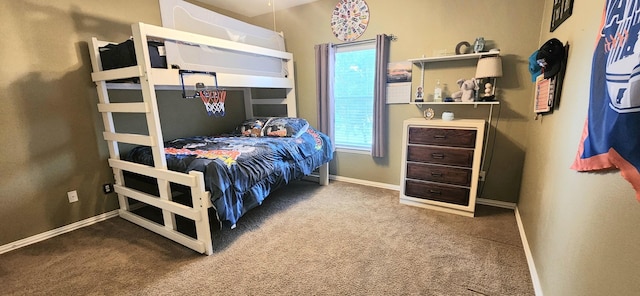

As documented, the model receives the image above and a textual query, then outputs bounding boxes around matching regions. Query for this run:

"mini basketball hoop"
[179,70,227,117]
[198,89,227,117]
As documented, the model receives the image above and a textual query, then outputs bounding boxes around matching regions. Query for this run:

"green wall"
[0,0,243,246]
[251,0,545,203]
[0,0,162,245]
[4,1,640,294]
[518,0,640,294]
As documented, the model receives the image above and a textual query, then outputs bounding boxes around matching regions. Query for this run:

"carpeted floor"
[0,180,534,295]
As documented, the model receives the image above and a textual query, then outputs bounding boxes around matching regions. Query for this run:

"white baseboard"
[330,175,400,191]
[477,198,516,209]
[306,173,399,191]
[515,206,543,296]
[0,210,119,255]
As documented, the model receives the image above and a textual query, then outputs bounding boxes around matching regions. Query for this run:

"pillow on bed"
[233,117,270,137]
[263,117,310,138]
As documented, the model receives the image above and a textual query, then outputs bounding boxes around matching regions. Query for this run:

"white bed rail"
[109,160,213,254]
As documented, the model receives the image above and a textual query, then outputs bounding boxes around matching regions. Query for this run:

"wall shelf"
[410,101,499,105]
[408,51,501,91]
[408,51,500,63]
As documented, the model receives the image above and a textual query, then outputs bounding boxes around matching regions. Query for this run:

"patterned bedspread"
[127,127,333,226]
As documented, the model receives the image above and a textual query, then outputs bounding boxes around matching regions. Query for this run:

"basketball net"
[198,89,227,117]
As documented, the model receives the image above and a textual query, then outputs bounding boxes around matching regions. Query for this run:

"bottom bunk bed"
[127,117,333,228]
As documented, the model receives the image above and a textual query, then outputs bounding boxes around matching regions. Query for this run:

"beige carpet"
[0,180,533,295]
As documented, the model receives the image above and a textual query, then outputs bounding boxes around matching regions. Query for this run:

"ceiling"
[196,0,319,17]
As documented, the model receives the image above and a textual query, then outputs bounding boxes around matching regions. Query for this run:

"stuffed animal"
[451,78,478,102]
[241,119,264,137]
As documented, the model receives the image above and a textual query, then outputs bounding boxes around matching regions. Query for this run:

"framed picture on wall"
[550,0,574,32]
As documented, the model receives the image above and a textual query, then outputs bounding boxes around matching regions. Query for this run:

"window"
[333,41,376,151]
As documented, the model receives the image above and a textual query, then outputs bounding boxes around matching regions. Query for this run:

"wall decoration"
[386,61,412,104]
[533,38,569,115]
[571,0,640,199]
[331,0,370,42]
[533,74,555,114]
[550,0,574,32]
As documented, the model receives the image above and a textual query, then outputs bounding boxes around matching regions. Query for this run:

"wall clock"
[330,0,370,42]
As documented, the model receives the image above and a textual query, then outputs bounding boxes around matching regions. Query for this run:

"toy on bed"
[239,119,265,137]
[451,78,478,102]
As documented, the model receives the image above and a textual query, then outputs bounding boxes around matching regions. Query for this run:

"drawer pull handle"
[429,190,442,195]
[431,172,443,177]
[433,135,446,139]
[431,153,445,159]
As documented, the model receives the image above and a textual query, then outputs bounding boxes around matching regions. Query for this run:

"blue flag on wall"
[572,0,640,199]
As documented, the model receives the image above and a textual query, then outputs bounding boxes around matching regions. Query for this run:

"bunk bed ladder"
[88,25,214,255]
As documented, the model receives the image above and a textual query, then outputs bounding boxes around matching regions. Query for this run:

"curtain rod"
[334,34,398,47]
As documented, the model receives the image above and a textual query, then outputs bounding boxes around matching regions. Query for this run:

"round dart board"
[330,0,370,42]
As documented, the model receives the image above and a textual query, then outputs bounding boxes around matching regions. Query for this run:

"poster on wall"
[386,62,412,104]
[571,0,640,199]
[550,0,574,32]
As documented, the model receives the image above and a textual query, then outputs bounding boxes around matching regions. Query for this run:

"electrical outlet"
[103,183,113,194]
[479,171,486,182]
[67,190,79,203]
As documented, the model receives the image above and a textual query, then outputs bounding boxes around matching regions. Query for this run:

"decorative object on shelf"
[451,78,478,102]
[434,80,443,102]
[415,86,424,102]
[455,41,471,55]
[331,0,370,42]
[473,37,485,53]
[475,56,503,101]
[423,108,435,120]
[442,111,454,121]
[482,82,494,100]
[550,0,574,32]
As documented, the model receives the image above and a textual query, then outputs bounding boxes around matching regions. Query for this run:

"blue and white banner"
[572,0,640,199]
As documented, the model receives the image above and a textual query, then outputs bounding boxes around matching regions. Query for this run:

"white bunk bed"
[88,22,330,255]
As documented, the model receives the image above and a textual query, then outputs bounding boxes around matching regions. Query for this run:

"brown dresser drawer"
[408,127,477,148]
[407,146,474,167]
[404,180,470,206]
[406,163,472,186]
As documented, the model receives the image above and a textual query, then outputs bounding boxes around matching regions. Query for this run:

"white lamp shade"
[475,57,503,78]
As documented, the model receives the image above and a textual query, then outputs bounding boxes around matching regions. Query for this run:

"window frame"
[332,40,377,153]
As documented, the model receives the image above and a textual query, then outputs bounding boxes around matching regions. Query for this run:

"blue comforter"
[127,127,333,226]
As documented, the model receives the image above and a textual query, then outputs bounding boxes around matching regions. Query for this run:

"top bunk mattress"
[160,0,287,78]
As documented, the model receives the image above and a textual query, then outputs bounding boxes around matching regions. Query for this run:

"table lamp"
[475,56,503,101]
